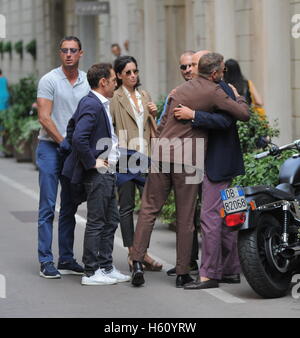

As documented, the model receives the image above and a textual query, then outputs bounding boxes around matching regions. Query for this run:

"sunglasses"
[180,64,192,71]
[124,69,139,76]
[60,48,80,54]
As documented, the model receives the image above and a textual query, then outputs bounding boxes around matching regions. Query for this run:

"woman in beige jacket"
[110,56,162,271]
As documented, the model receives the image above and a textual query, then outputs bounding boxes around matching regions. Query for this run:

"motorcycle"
[220,139,300,298]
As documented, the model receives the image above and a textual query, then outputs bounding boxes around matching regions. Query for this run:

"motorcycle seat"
[244,185,295,201]
[276,183,296,197]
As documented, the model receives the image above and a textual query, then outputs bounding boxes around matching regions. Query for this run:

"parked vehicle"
[220,140,300,298]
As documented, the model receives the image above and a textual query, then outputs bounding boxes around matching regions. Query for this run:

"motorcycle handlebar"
[255,139,300,160]
[255,151,270,160]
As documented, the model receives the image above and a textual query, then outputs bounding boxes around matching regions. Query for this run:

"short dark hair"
[113,55,141,89]
[87,63,113,89]
[198,53,224,77]
[111,43,121,49]
[59,36,82,50]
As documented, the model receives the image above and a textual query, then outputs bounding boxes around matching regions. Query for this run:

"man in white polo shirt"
[36,36,90,278]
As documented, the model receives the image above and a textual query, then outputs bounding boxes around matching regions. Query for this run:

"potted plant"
[14,117,40,163]
[3,41,12,58]
[25,39,36,60]
[14,40,23,59]
[0,41,4,59]
[0,76,38,162]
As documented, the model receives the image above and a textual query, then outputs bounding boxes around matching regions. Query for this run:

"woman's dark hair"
[113,55,141,89]
[87,63,113,89]
[224,59,249,97]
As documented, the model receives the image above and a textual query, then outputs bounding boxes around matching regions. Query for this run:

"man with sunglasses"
[36,36,90,278]
[174,52,248,289]
[157,51,200,277]
[130,53,249,288]
[157,51,195,125]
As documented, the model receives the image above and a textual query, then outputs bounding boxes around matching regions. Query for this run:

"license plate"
[221,187,247,215]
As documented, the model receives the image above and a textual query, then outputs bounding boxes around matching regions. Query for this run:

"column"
[214,0,236,59]
[143,0,159,101]
[164,0,186,93]
[260,0,292,144]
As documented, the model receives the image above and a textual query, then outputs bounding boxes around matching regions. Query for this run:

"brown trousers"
[131,163,200,275]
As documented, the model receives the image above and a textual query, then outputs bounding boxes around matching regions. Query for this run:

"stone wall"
[0,0,299,142]
[290,0,300,140]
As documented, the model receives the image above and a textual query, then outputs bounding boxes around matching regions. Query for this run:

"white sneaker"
[81,269,118,286]
[103,266,131,283]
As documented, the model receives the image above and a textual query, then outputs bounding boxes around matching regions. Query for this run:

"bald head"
[191,50,211,78]
[179,51,195,81]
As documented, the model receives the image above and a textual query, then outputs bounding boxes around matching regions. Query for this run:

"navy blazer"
[192,81,246,182]
[62,91,112,184]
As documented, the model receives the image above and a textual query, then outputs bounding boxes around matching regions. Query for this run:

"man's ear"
[99,77,107,88]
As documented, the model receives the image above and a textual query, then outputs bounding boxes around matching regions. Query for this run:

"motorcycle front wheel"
[238,213,292,298]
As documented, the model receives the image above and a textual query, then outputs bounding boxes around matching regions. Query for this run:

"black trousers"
[82,170,120,276]
[118,180,143,248]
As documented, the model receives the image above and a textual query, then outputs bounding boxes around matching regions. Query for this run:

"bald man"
[161,50,202,277]
[190,50,211,78]
[130,52,249,288]
[174,52,248,290]
[157,51,195,125]
[179,51,194,81]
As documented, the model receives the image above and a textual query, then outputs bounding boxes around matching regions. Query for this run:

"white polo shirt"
[37,66,90,142]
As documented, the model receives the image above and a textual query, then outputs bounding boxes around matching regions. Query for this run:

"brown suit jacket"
[153,76,249,164]
[110,86,156,156]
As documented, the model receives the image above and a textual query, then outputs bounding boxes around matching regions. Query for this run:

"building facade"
[0,0,299,144]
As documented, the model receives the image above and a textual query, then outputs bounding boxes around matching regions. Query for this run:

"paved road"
[0,157,300,318]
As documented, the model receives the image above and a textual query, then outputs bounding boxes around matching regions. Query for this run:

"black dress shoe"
[131,261,145,287]
[167,267,176,276]
[220,274,241,284]
[184,279,219,290]
[176,274,194,288]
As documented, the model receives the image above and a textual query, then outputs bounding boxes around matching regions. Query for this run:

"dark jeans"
[83,170,120,276]
[118,180,143,248]
[36,141,78,264]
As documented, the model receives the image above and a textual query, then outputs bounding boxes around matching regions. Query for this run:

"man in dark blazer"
[62,63,130,286]
[130,53,249,288]
[174,53,248,289]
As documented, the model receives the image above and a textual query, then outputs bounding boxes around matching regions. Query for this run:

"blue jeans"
[36,141,78,264]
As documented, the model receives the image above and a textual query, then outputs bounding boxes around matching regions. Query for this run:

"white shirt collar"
[122,85,141,99]
[91,90,109,106]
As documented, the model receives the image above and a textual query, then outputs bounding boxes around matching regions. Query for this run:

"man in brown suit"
[130,53,250,288]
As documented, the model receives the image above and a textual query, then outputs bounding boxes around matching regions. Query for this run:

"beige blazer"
[110,86,156,156]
